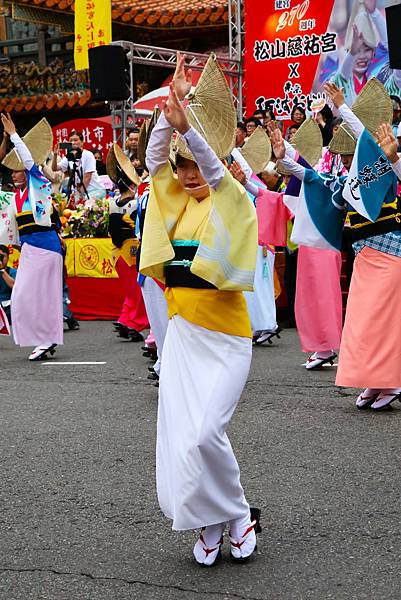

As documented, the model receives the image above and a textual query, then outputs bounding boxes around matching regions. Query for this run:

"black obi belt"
[164,240,216,289]
[16,212,52,235]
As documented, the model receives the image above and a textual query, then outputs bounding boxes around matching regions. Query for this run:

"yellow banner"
[68,238,118,278]
[6,239,118,278]
[7,245,20,269]
[74,0,112,71]
[65,239,75,276]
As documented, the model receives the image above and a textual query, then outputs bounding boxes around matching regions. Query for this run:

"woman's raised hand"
[377,123,399,163]
[172,52,192,101]
[271,127,286,160]
[230,161,246,185]
[1,112,16,136]
[323,82,345,109]
[266,120,279,138]
[163,82,191,134]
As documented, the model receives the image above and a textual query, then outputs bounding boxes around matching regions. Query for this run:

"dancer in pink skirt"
[1,113,63,360]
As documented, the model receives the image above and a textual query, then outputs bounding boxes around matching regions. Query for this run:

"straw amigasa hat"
[3,117,53,171]
[275,160,293,177]
[329,77,392,155]
[291,118,323,166]
[241,126,272,174]
[137,107,160,169]
[328,123,358,155]
[345,0,378,51]
[107,142,141,187]
[352,77,392,136]
[171,54,237,162]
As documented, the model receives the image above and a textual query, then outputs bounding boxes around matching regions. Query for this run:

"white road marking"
[41,362,107,366]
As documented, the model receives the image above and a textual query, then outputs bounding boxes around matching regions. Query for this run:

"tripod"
[66,159,89,204]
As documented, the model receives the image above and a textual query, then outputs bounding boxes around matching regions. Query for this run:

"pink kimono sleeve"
[255,188,291,247]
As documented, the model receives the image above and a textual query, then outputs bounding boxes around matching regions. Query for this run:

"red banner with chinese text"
[244,0,398,119]
[244,0,334,118]
[74,0,112,71]
[52,118,113,159]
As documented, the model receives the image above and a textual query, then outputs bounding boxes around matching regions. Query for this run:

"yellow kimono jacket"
[140,163,258,338]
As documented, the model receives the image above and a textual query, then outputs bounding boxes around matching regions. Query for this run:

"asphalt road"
[1,322,401,600]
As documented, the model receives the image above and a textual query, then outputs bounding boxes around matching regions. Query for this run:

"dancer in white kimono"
[231,140,281,345]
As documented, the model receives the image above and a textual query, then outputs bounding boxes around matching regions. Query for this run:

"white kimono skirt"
[244,246,277,334]
[141,277,169,374]
[157,314,252,530]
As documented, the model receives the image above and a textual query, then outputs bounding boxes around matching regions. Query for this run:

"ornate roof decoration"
[0,56,90,112]
[11,2,74,33]
[0,89,90,112]
[10,0,229,30]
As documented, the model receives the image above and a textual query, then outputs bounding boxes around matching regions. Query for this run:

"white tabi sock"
[229,512,256,559]
[364,388,382,397]
[193,522,225,566]
[371,388,401,410]
[311,350,335,360]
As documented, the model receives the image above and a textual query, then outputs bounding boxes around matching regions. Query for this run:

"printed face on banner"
[245,0,401,119]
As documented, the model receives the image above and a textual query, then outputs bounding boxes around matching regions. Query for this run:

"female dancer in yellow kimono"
[140,53,261,566]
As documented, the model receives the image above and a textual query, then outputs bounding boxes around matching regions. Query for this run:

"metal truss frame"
[109,22,244,148]
[228,0,245,118]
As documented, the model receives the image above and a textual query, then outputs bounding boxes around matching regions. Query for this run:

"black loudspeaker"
[386,4,401,70]
[89,45,130,101]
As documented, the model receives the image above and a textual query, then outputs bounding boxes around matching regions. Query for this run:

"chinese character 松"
[253,40,270,62]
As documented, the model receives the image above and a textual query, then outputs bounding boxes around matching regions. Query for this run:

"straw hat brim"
[171,134,193,163]
[275,162,293,176]
[173,54,236,162]
[352,77,392,137]
[328,78,391,155]
[137,107,160,168]
[106,145,118,182]
[3,117,53,171]
[106,143,140,186]
[241,126,272,174]
[291,118,323,166]
[137,119,149,169]
[328,123,357,155]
